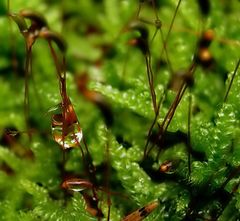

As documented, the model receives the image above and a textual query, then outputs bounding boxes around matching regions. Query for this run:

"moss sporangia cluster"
[0,0,240,220]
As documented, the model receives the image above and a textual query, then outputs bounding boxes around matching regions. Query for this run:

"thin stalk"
[145,54,158,114]
[224,58,240,102]
[145,63,196,158]
[24,45,33,140]
[159,0,182,59]
[187,93,192,177]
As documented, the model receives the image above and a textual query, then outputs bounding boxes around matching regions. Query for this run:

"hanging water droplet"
[51,101,83,149]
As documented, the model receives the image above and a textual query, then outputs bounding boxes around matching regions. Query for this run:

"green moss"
[1,0,240,220]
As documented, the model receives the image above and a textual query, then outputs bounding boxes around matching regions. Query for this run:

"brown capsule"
[195,30,214,68]
[39,29,67,53]
[19,9,48,29]
[51,99,83,149]
[0,128,34,160]
[199,48,212,61]
[159,160,173,173]
[202,29,214,42]
[10,12,46,49]
[128,22,149,55]
[61,178,94,192]
[196,47,213,68]
[62,100,78,126]
[196,0,211,16]
[9,13,28,33]
[129,22,149,40]
[62,179,103,218]
[51,100,78,128]
[121,201,159,221]
[198,29,214,48]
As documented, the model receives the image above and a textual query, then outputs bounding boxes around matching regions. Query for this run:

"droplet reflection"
[51,101,83,149]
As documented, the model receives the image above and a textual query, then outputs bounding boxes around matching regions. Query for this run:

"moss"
[0,0,240,220]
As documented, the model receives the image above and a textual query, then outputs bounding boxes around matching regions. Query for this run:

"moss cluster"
[0,0,240,220]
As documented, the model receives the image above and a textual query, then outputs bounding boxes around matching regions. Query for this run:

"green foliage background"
[0,0,240,220]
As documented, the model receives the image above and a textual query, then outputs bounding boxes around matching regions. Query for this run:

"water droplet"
[51,101,83,149]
